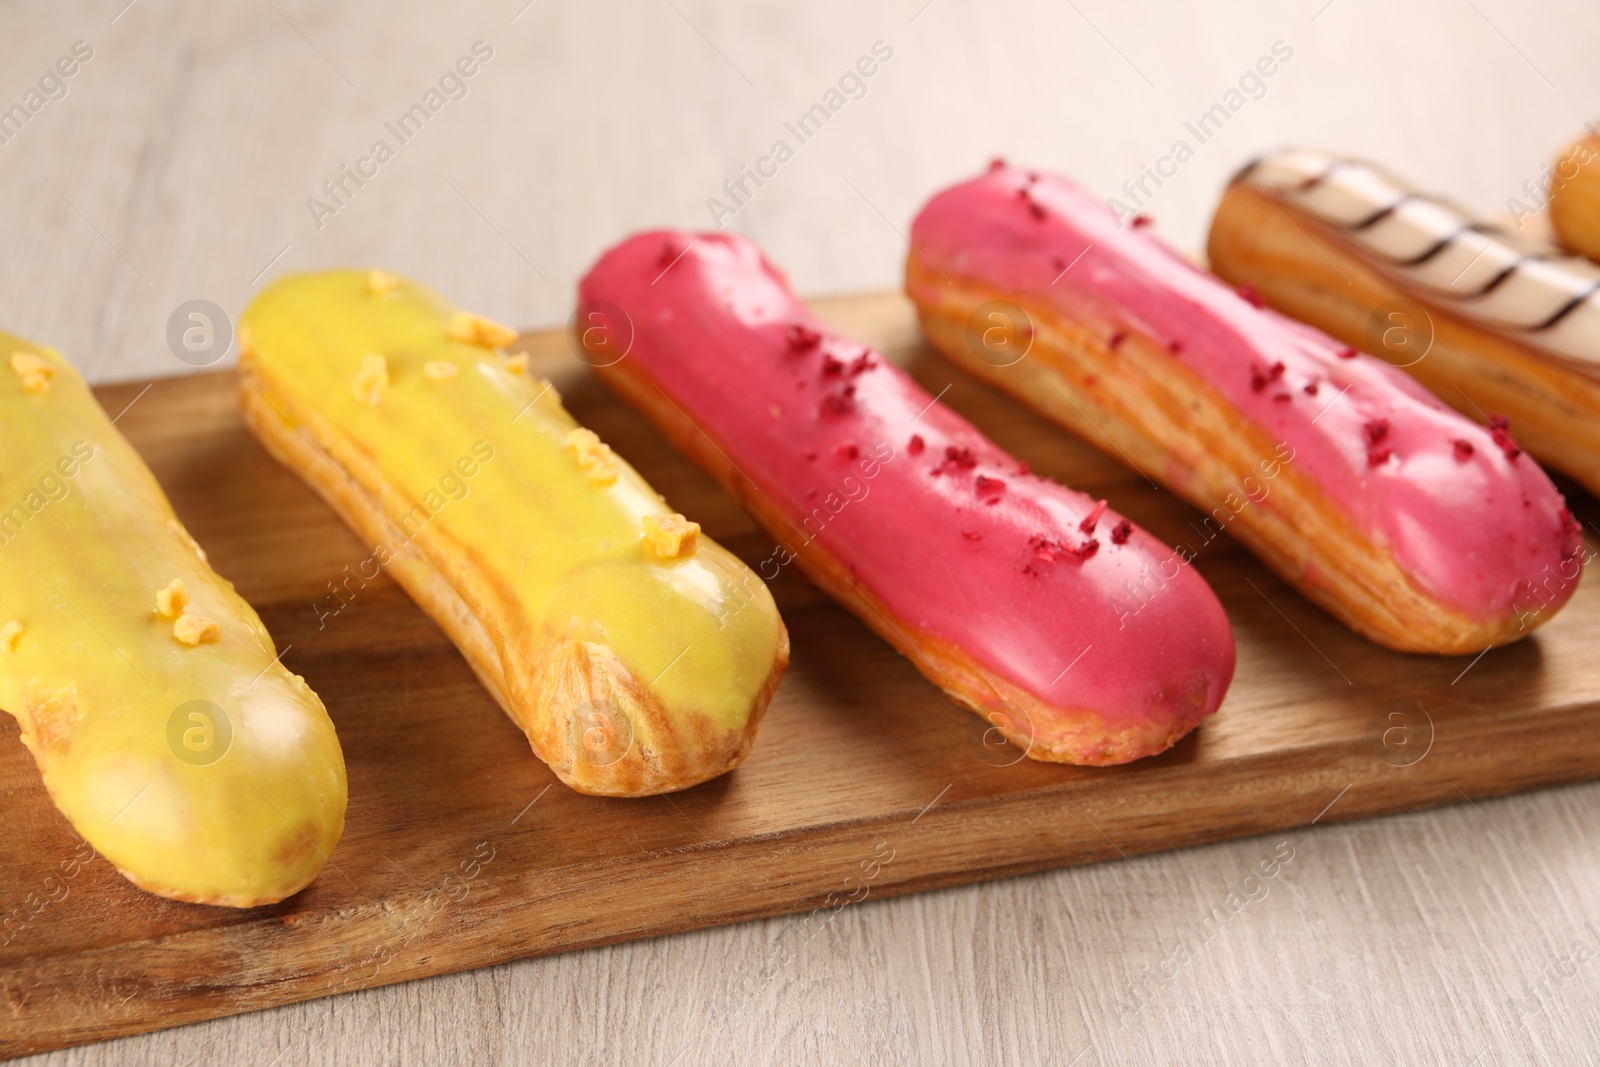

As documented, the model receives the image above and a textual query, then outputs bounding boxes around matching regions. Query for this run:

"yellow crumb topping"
[0,620,22,657]
[564,428,619,486]
[367,269,399,296]
[10,352,53,395]
[448,310,518,349]
[423,360,458,382]
[642,513,700,559]
[156,578,189,618]
[505,353,530,376]
[173,614,220,646]
[349,352,389,406]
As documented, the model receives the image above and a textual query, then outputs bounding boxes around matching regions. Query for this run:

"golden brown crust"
[239,358,787,797]
[905,255,1540,655]
[1208,181,1600,499]
[591,348,1209,766]
[1550,134,1600,264]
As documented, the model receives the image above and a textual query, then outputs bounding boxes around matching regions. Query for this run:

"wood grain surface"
[6,0,1600,1063]
[2,293,1599,1059]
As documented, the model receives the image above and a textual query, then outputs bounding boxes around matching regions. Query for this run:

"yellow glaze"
[239,271,785,794]
[0,332,346,907]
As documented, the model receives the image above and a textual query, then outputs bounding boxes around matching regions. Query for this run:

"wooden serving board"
[4,292,1600,1058]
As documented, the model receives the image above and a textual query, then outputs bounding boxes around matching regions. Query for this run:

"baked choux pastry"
[906,162,1584,654]
[1,331,346,907]
[579,232,1235,766]
[239,270,788,796]
[1550,129,1600,264]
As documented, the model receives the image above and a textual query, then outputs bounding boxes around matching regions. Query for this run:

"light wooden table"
[6,0,1600,1063]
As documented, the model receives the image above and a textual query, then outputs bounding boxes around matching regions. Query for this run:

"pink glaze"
[580,231,1235,753]
[908,164,1586,622]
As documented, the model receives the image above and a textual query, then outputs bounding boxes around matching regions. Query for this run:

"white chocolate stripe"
[1237,149,1600,371]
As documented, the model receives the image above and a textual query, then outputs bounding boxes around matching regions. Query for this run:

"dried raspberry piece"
[819,393,854,417]
[786,324,821,350]
[1079,499,1107,535]
[1488,414,1521,460]
[1027,534,1099,565]
[1250,362,1285,392]
[975,475,1006,499]
[944,446,977,470]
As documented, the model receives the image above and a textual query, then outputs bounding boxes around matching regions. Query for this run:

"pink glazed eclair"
[905,162,1586,654]
[578,231,1235,766]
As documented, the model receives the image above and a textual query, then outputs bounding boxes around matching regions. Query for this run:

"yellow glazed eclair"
[239,270,788,797]
[0,332,346,907]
